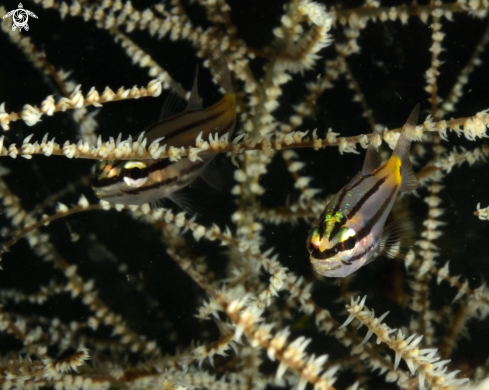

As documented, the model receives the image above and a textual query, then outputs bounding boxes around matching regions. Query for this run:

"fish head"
[92,160,150,204]
[307,211,375,277]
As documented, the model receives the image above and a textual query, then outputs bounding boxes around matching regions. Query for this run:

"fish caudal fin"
[361,128,383,175]
[395,104,419,192]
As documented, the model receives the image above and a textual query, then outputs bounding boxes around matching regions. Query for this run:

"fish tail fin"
[395,104,419,192]
[206,52,232,94]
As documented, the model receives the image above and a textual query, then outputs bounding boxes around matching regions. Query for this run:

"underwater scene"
[1,0,489,389]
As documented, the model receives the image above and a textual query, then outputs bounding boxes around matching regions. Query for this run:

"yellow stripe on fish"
[307,105,419,278]
[92,54,236,211]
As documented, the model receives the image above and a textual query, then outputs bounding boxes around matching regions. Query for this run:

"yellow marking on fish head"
[308,212,345,253]
[324,212,344,239]
[97,161,121,181]
[309,228,328,252]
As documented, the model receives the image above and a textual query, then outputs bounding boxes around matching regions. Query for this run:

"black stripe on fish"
[332,173,371,213]
[94,159,177,188]
[93,161,131,188]
[311,185,396,260]
[146,104,229,144]
[328,214,347,240]
[331,189,347,214]
[341,163,389,194]
[168,160,206,181]
[346,176,388,220]
[93,175,122,188]
[96,110,235,190]
[147,158,174,174]
[355,185,398,243]
[121,161,206,195]
[344,174,367,192]
[341,244,375,265]
[310,245,338,260]
[122,176,179,195]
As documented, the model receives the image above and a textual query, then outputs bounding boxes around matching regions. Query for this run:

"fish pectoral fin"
[361,128,383,175]
[200,160,222,192]
[168,189,202,215]
[379,217,414,261]
[185,66,203,111]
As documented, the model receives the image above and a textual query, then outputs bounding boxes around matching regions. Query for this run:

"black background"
[1,0,489,388]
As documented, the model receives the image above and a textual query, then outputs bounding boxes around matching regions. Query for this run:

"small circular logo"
[2,3,38,32]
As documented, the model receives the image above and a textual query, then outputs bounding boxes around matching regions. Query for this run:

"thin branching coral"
[0,0,489,389]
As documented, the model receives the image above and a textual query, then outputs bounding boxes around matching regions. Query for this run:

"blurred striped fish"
[306,105,419,277]
[92,55,236,211]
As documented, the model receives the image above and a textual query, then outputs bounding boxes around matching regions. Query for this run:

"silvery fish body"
[92,55,236,209]
[307,106,419,277]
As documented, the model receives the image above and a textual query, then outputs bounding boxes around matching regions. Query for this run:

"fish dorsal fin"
[379,217,414,261]
[200,159,222,192]
[361,128,383,175]
[159,92,184,121]
[186,66,203,111]
[395,104,419,192]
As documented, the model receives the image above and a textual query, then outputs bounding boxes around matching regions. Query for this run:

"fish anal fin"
[200,159,222,192]
[379,217,414,261]
[186,66,203,111]
[362,128,383,175]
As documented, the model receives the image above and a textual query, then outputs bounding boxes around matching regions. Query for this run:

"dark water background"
[0,0,489,387]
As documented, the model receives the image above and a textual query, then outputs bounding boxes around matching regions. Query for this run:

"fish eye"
[123,161,148,188]
[336,227,356,251]
[128,167,143,180]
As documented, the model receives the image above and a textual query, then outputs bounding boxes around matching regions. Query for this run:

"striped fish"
[92,55,236,210]
[306,105,419,277]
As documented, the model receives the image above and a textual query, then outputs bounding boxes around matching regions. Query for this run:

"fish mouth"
[308,244,336,260]
[310,256,345,277]
[92,187,123,202]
